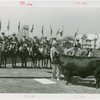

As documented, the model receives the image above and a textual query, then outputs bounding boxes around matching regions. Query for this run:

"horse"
[9,42,18,68]
[18,43,29,68]
[0,41,9,68]
[39,44,51,68]
[30,43,42,68]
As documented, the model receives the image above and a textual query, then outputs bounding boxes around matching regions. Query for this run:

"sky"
[0,6,100,38]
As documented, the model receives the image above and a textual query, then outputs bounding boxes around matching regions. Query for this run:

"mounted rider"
[1,32,6,42]
[12,33,18,43]
[73,39,82,56]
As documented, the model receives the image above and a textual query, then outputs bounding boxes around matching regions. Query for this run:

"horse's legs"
[46,57,49,69]
[4,57,7,68]
[50,58,52,69]
[13,57,16,67]
[15,56,17,67]
[21,58,24,67]
[12,57,14,67]
[31,58,35,68]
[24,57,27,68]
[1,54,4,67]
[44,58,47,68]
[37,58,40,67]
[41,59,44,68]
[35,57,38,68]
[34,59,36,68]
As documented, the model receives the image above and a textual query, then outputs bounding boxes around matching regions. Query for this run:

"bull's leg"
[65,70,72,85]
[95,78,100,89]
[93,68,100,89]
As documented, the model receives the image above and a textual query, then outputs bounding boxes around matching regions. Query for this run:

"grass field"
[0,63,100,93]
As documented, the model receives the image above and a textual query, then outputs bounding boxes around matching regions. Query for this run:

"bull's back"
[58,55,100,68]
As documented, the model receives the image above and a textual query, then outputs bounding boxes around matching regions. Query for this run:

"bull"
[55,55,100,89]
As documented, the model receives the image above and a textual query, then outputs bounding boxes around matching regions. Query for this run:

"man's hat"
[1,32,5,35]
[12,33,16,36]
[33,35,37,38]
[23,35,26,37]
[52,40,57,46]
[76,38,79,41]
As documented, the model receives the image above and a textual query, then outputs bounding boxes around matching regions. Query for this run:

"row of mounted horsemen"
[0,33,98,68]
[0,35,52,68]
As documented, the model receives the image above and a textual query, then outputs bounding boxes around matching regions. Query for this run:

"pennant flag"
[18,21,20,32]
[56,25,64,36]
[23,27,29,30]
[74,28,78,37]
[7,19,10,31]
[50,25,53,36]
[41,25,44,37]
[30,24,34,33]
[82,34,87,40]
[0,21,2,31]
[95,33,99,39]
[56,28,60,35]
[60,25,64,36]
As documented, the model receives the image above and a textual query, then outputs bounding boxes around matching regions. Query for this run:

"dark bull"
[55,55,100,89]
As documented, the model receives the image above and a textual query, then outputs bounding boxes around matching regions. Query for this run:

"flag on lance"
[18,21,21,32]
[0,20,2,31]
[41,25,44,37]
[56,25,64,36]
[74,28,78,38]
[50,25,53,36]
[7,19,10,31]
[30,24,34,33]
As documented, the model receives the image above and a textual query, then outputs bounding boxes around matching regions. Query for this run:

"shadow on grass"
[71,77,96,88]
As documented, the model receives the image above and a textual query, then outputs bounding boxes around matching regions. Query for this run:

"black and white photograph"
[0,0,100,97]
